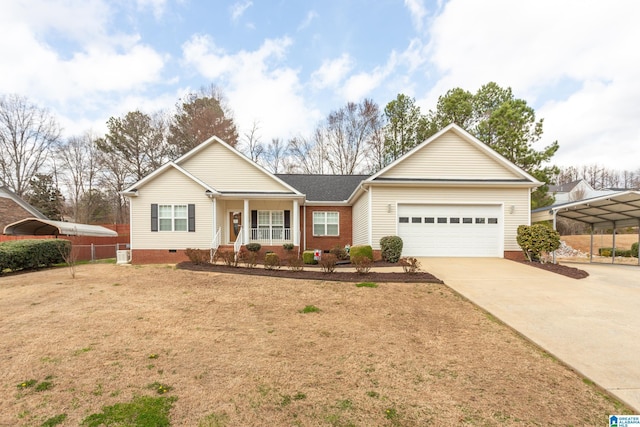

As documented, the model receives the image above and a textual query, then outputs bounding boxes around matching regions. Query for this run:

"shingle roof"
[276,174,369,202]
[548,179,584,193]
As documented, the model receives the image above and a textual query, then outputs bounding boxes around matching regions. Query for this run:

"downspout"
[303,204,306,253]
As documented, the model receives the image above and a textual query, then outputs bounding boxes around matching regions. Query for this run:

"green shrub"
[184,248,209,264]
[302,250,318,265]
[599,247,633,257]
[264,253,281,270]
[349,245,373,261]
[380,236,403,263]
[516,224,561,262]
[282,243,294,252]
[246,243,261,252]
[632,242,639,258]
[319,253,337,273]
[0,239,70,274]
[329,245,349,261]
[351,255,372,274]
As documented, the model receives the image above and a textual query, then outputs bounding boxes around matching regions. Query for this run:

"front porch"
[210,196,302,255]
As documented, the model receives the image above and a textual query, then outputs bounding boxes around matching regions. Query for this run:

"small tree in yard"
[516,224,560,263]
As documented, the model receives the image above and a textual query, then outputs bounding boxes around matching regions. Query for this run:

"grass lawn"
[0,264,630,426]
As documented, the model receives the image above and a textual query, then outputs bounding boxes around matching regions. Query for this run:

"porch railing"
[250,227,291,244]
[210,227,222,263]
[233,226,244,257]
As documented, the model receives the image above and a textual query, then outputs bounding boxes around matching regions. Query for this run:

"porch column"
[243,199,250,244]
[212,197,217,241]
[293,199,299,246]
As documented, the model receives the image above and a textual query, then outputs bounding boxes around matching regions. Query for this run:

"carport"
[3,218,118,237]
[533,190,640,265]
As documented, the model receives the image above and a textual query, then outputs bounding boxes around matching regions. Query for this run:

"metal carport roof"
[532,190,640,229]
[3,218,118,237]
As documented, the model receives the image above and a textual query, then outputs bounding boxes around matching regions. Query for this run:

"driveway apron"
[420,257,640,412]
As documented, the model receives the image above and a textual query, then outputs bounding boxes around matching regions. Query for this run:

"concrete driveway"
[419,258,640,412]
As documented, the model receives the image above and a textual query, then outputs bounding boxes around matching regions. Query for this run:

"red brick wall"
[302,206,353,252]
[0,198,35,231]
[504,250,525,261]
[131,249,191,264]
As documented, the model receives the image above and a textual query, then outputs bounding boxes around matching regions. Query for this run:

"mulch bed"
[516,260,590,279]
[177,261,444,283]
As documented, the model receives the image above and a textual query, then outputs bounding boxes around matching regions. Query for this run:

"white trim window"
[313,211,339,236]
[159,204,188,231]
[258,210,284,240]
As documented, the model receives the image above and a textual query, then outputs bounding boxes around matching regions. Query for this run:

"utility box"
[116,250,131,264]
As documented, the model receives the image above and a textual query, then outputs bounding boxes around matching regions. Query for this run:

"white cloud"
[404,0,427,31]
[181,35,321,142]
[136,0,169,20]
[297,10,318,31]
[420,0,640,169]
[311,54,354,89]
[230,1,253,22]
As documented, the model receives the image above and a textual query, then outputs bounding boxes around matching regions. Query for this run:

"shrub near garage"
[516,224,561,262]
[349,245,373,261]
[380,236,403,263]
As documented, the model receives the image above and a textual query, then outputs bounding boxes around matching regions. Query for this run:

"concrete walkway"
[419,258,640,412]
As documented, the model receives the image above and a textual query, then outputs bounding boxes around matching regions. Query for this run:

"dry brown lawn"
[0,264,629,426]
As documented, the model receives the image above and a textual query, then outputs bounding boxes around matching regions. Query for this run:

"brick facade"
[302,206,353,252]
[503,250,525,261]
[0,198,35,231]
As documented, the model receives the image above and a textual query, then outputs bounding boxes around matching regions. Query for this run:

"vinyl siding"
[379,131,522,180]
[131,167,212,250]
[179,142,292,192]
[351,192,369,246]
[370,186,529,251]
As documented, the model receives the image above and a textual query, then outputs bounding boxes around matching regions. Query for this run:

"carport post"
[590,225,594,264]
[612,222,617,265]
[637,220,640,266]
[552,209,558,264]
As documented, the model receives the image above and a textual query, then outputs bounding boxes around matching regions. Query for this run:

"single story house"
[0,186,48,231]
[123,123,540,263]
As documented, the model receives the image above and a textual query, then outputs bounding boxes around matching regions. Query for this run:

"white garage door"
[398,204,502,257]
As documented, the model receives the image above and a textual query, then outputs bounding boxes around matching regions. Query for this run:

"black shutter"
[151,204,158,232]
[188,204,196,232]
[284,210,290,228]
[251,210,258,228]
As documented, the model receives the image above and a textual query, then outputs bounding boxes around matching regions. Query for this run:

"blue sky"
[2,0,640,170]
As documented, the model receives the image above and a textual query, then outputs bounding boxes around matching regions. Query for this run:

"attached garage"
[398,204,503,257]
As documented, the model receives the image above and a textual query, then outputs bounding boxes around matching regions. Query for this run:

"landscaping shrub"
[319,253,337,273]
[380,236,403,263]
[238,249,257,268]
[349,245,373,261]
[329,245,349,261]
[264,253,281,270]
[287,256,304,271]
[282,243,294,252]
[184,248,209,264]
[598,247,633,257]
[0,239,70,274]
[216,250,237,267]
[245,243,261,252]
[399,257,421,274]
[516,224,561,263]
[633,242,639,258]
[351,255,372,274]
[302,250,318,265]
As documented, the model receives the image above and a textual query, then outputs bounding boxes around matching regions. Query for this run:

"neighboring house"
[548,179,615,204]
[123,124,541,263]
[0,186,48,232]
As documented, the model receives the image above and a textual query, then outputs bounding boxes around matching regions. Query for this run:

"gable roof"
[123,162,219,195]
[124,135,302,196]
[548,179,592,193]
[276,174,368,202]
[367,123,541,185]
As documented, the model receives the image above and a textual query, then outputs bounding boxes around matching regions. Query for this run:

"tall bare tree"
[0,94,61,196]
[263,138,289,173]
[56,132,102,222]
[287,132,328,174]
[241,120,264,163]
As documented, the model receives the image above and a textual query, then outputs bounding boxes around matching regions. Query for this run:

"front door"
[229,211,242,242]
